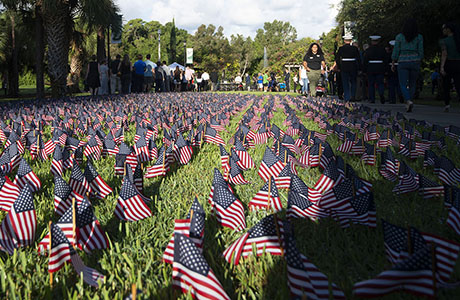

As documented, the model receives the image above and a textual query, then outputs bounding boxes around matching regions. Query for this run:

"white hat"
[369,35,381,40]
[389,40,396,46]
[342,34,353,40]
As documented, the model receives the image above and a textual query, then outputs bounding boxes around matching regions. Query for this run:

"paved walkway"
[362,102,460,127]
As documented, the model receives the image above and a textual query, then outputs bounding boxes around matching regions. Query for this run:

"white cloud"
[115,0,341,39]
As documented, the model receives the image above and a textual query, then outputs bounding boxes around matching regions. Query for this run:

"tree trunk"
[35,5,45,99]
[9,13,19,98]
[43,4,70,98]
[97,27,106,62]
[69,47,84,93]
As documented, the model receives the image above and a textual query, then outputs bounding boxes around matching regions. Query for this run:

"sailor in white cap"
[363,35,388,103]
[331,34,362,101]
[385,40,403,103]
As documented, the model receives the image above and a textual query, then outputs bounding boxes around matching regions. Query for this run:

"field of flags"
[1,92,460,299]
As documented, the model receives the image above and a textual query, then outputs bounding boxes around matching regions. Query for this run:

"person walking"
[386,41,403,103]
[202,71,210,91]
[363,35,388,103]
[391,18,424,112]
[332,34,361,102]
[155,61,165,93]
[440,22,460,112]
[303,42,326,97]
[110,54,121,94]
[284,68,290,92]
[173,66,181,92]
[263,72,269,92]
[85,55,100,96]
[120,54,132,94]
[162,61,171,92]
[299,64,309,95]
[98,58,109,95]
[144,54,155,92]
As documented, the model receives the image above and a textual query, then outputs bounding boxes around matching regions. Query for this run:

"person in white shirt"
[201,71,210,91]
[299,65,309,95]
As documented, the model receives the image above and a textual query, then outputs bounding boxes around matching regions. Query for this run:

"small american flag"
[84,161,112,199]
[249,177,282,212]
[83,136,101,161]
[204,125,225,145]
[145,145,170,178]
[114,177,151,221]
[258,146,284,182]
[45,223,72,273]
[417,174,444,199]
[70,246,105,287]
[223,214,283,265]
[76,198,109,252]
[14,158,41,193]
[54,175,83,216]
[212,183,246,231]
[219,144,230,173]
[134,135,150,163]
[314,161,344,194]
[228,157,250,185]
[423,150,438,168]
[172,233,230,300]
[173,134,193,165]
[233,138,254,169]
[0,173,20,212]
[69,161,91,197]
[38,205,75,252]
[435,156,460,186]
[447,191,460,237]
[392,161,418,195]
[379,148,399,182]
[208,168,233,206]
[51,146,64,177]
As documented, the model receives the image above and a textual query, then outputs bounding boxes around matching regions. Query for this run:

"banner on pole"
[186,48,193,64]
[111,14,123,44]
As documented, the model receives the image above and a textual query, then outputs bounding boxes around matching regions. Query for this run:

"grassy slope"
[1,93,460,300]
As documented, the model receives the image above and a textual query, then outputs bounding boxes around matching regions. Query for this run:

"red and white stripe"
[114,195,152,222]
[88,175,113,199]
[249,191,282,212]
[77,221,109,253]
[213,200,246,232]
[0,177,20,212]
[258,160,284,182]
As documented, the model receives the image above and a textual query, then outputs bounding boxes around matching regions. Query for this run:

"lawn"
[1,92,460,299]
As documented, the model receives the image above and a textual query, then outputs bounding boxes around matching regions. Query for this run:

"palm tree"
[41,0,119,97]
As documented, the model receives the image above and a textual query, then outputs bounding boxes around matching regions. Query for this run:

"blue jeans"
[367,73,384,102]
[397,62,420,101]
[341,71,357,101]
[301,78,309,94]
[388,75,402,103]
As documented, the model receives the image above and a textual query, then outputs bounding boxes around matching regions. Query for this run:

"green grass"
[1,93,460,299]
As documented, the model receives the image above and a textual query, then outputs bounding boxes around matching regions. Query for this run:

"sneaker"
[406,101,413,112]
[444,105,450,113]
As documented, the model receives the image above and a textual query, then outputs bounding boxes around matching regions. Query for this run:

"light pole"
[183,41,186,67]
[158,29,161,62]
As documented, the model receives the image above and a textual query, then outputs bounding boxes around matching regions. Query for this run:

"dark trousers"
[341,71,357,101]
[133,74,144,93]
[164,76,171,92]
[443,60,460,106]
[367,73,385,102]
[388,75,402,103]
[155,79,164,92]
[121,74,131,94]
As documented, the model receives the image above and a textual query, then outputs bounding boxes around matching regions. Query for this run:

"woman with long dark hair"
[85,55,100,96]
[303,42,326,97]
[440,22,460,112]
[120,54,132,94]
[391,18,424,112]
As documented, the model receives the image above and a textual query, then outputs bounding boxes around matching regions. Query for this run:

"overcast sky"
[115,0,341,39]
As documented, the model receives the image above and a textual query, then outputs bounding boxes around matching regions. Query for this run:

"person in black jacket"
[332,34,362,101]
[363,35,388,103]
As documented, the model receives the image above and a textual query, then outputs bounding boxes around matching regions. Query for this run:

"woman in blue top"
[391,18,424,112]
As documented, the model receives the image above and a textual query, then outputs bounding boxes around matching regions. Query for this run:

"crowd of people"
[84,53,213,96]
[82,18,459,113]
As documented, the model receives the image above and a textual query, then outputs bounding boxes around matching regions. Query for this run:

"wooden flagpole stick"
[273,213,284,257]
[201,123,206,148]
[48,221,53,287]
[124,161,127,176]
[318,144,323,164]
[132,283,137,300]
[267,177,272,210]
[190,209,194,222]
[284,150,287,165]
[431,243,437,296]
[374,144,377,159]
[162,146,166,174]
[226,166,230,182]
[72,198,77,248]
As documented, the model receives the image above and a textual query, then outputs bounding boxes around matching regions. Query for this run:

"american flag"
[392,161,419,195]
[361,142,377,166]
[274,164,292,190]
[38,205,75,252]
[336,137,355,154]
[0,150,12,174]
[212,183,246,232]
[114,177,152,221]
[84,161,112,199]
[45,223,72,273]
[447,192,460,237]
[444,186,460,209]
[377,128,393,148]
[102,133,119,156]
[210,117,225,132]
[335,191,377,228]
[208,168,233,206]
[173,134,193,165]
[353,245,436,298]
[54,175,83,216]
[282,134,301,156]
[70,246,105,287]
[83,136,101,161]
[234,138,254,169]
[314,161,344,194]
[424,150,438,168]
[1,185,36,248]
[317,179,354,214]
[364,125,380,141]
[204,125,225,145]
[76,198,109,252]
[148,136,158,161]
[0,173,21,212]
[249,177,282,212]
[299,143,321,167]
[319,142,336,170]
[69,161,91,197]
[253,124,269,144]
[134,135,150,163]
[13,158,41,193]
[258,147,284,182]
[285,232,345,299]
[228,157,250,185]
[287,187,328,221]
[145,145,170,178]
[379,148,399,182]
[219,144,230,173]
[51,146,64,177]
[435,156,460,186]
[417,174,444,199]
[172,233,230,300]
[133,164,144,193]
[223,214,284,265]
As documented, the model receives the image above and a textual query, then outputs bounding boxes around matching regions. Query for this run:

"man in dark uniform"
[332,34,361,101]
[363,35,388,103]
[386,40,403,103]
